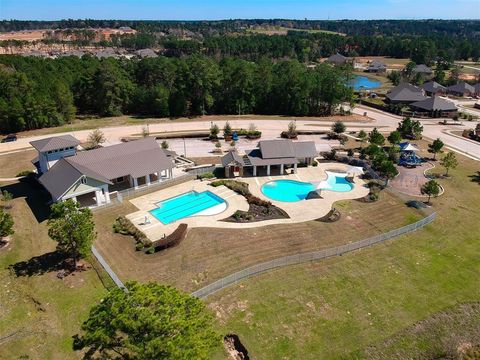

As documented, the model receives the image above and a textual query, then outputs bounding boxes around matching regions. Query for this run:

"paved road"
[353,105,480,160]
[1,106,479,161]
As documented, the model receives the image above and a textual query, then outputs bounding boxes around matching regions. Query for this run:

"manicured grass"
[206,152,480,359]
[93,184,422,293]
[0,149,36,178]
[0,181,109,359]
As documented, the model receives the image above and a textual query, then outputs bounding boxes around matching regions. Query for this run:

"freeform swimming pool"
[349,75,381,90]
[149,190,226,224]
[261,172,354,202]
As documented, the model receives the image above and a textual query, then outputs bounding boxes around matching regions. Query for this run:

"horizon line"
[0,18,478,22]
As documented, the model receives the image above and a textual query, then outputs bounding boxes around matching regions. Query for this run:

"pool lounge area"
[126,163,369,242]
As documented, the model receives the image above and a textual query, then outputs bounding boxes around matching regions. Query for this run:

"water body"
[349,75,381,90]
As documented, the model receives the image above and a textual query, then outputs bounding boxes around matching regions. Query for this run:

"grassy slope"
[208,154,480,359]
[0,181,109,359]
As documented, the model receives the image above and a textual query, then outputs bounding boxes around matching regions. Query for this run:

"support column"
[253,166,257,176]
[169,168,173,178]
[280,164,284,174]
[133,177,139,189]
[95,190,102,206]
[267,165,271,176]
[146,174,151,186]
[103,185,111,204]
[294,163,297,174]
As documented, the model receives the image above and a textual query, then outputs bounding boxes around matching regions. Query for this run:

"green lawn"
[208,153,480,359]
[0,180,110,359]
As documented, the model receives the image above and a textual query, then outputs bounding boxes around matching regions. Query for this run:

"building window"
[115,176,125,183]
[81,177,87,184]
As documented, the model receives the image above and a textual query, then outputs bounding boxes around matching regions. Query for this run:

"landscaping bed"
[209,179,289,223]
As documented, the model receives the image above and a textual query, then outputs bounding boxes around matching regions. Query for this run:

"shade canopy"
[399,142,420,152]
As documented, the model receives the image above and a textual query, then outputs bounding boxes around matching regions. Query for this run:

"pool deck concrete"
[126,162,369,242]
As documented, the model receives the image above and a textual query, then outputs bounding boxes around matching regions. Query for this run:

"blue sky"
[0,0,478,20]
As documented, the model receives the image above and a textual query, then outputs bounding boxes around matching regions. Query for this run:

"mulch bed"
[222,203,289,223]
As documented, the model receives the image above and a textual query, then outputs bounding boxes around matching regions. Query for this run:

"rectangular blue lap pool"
[149,190,226,225]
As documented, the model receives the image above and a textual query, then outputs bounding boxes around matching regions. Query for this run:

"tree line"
[2,30,479,63]
[1,19,478,37]
[0,55,353,133]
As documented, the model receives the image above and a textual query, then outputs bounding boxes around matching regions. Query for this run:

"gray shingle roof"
[221,150,247,167]
[259,140,296,159]
[38,158,102,201]
[421,81,446,93]
[368,60,386,70]
[39,138,174,200]
[447,82,476,95]
[247,149,298,166]
[135,48,157,58]
[327,53,347,64]
[293,141,317,158]
[30,135,80,152]
[411,97,457,112]
[413,64,433,74]
[386,83,426,103]
[68,137,174,179]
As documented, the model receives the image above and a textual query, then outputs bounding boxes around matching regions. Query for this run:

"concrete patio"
[126,162,369,242]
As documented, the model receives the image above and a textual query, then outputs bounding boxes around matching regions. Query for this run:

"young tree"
[387,71,402,86]
[141,125,150,138]
[378,160,399,186]
[368,128,385,146]
[421,179,440,204]
[358,130,368,147]
[87,129,106,149]
[387,130,402,146]
[209,123,219,139]
[0,208,14,238]
[428,138,444,160]
[161,140,169,149]
[223,121,233,138]
[286,120,297,138]
[73,282,220,359]
[440,152,458,176]
[331,121,346,135]
[1,190,13,209]
[47,200,96,270]
[397,117,423,139]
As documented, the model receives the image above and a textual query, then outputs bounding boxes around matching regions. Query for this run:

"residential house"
[447,81,476,97]
[35,136,175,207]
[413,64,433,76]
[135,48,158,58]
[421,81,446,97]
[366,60,387,73]
[222,139,317,178]
[385,83,427,104]
[410,96,458,117]
[326,53,349,66]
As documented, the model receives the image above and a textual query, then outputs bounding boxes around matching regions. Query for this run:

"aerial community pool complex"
[261,171,354,202]
[149,190,226,224]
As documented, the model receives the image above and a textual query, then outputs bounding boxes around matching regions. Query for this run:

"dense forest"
[0,55,353,134]
[1,19,479,37]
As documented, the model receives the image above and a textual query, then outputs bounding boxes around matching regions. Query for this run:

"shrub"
[135,242,145,251]
[347,149,355,157]
[210,180,250,197]
[146,246,155,254]
[113,216,148,244]
[197,172,215,180]
[322,149,337,160]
